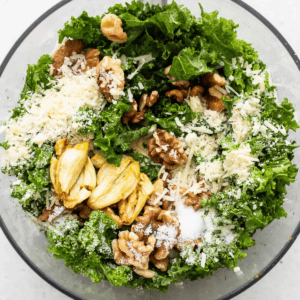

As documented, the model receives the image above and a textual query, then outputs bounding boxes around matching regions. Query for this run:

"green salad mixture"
[0,0,299,292]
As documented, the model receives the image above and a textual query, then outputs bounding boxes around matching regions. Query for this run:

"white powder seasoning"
[177,202,207,241]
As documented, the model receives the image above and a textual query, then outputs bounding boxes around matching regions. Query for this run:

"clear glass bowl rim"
[0,0,299,299]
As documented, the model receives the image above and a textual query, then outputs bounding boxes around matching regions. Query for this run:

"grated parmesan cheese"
[203,110,227,132]
[223,144,258,182]
[230,96,261,142]
[1,64,104,168]
[201,252,207,268]
[185,96,204,114]
[184,132,219,160]
[197,159,224,193]
[127,54,155,80]
[264,120,278,133]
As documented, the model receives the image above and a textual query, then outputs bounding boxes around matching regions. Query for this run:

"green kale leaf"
[8,143,54,216]
[128,152,161,180]
[47,211,134,284]
[75,101,151,166]
[169,47,214,80]
[78,211,118,259]
[262,97,299,132]
[58,11,103,47]
[9,55,55,120]
[20,55,55,100]
[197,4,258,63]
[145,97,196,136]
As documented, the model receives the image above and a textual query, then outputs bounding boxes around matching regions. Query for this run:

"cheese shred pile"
[1,65,104,168]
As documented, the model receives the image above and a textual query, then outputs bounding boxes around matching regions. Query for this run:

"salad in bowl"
[0,0,298,292]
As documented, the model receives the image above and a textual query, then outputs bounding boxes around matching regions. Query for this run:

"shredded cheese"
[223,144,258,182]
[1,64,104,168]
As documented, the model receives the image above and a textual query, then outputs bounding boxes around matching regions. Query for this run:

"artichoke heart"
[56,141,89,197]
[62,158,94,209]
[88,160,140,210]
[119,173,154,225]
[80,157,97,191]
[55,138,69,156]
[95,156,134,194]
[64,186,91,209]
[91,153,107,169]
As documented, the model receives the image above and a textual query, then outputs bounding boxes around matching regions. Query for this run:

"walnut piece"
[190,85,205,97]
[165,89,184,103]
[204,86,229,112]
[112,231,156,278]
[132,205,180,261]
[72,203,93,220]
[96,56,125,102]
[147,130,188,169]
[180,89,189,98]
[201,72,226,87]
[83,48,100,72]
[171,181,210,211]
[152,210,180,260]
[122,100,146,124]
[101,14,127,44]
[200,72,228,112]
[52,39,84,76]
[164,65,190,89]
[162,200,175,211]
[139,91,159,111]
[37,204,62,222]
[150,255,169,272]
[78,204,93,219]
[131,205,162,239]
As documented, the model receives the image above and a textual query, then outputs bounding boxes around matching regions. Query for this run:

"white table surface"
[0,0,300,299]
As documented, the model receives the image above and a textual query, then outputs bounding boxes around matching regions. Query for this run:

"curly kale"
[47,211,133,284]
[4,143,54,217]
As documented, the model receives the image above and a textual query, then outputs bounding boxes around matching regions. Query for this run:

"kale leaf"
[58,11,103,47]
[9,55,55,121]
[76,101,151,166]
[7,143,54,217]
[128,152,161,181]
[47,211,133,284]
[145,97,196,136]
[169,47,214,80]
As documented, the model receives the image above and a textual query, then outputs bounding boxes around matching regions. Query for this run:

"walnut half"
[52,39,84,76]
[112,231,156,278]
[122,100,146,124]
[132,205,180,262]
[147,130,188,169]
[101,14,127,44]
[96,56,125,102]
[139,91,159,111]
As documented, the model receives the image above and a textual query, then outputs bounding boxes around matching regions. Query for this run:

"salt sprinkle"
[177,202,206,241]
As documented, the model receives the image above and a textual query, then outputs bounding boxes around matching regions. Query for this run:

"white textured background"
[0,0,300,299]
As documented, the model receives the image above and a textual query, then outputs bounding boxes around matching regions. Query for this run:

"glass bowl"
[0,0,299,299]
